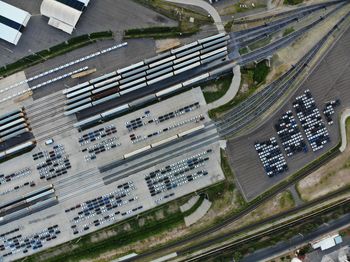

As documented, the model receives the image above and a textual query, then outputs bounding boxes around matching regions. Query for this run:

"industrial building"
[0,0,31,45]
[40,0,90,34]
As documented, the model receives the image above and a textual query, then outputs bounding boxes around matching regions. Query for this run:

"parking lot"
[0,85,224,261]
[0,0,176,67]
[227,26,350,201]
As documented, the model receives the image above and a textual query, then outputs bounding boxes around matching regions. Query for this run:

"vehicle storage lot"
[0,0,176,67]
[227,26,350,201]
[0,87,224,261]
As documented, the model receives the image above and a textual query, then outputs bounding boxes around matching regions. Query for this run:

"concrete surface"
[207,64,241,109]
[339,108,350,152]
[184,198,212,227]
[180,195,200,213]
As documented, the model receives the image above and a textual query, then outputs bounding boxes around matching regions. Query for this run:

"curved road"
[164,0,225,33]
[339,108,350,152]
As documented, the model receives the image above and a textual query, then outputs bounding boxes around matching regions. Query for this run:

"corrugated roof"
[0,1,30,26]
[41,0,86,34]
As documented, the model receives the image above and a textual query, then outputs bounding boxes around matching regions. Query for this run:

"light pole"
[28,49,46,61]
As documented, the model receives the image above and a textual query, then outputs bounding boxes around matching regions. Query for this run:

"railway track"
[217,9,350,138]
[180,188,350,261]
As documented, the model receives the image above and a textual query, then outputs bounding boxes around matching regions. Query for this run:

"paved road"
[164,0,225,33]
[207,65,241,109]
[339,108,350,152]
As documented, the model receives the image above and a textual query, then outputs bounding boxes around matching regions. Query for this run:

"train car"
[0,118,26,132]
[201,35,229,48]
[173,57,200,70]
[155,83,183,97]
[0,123,28,137]
[0,113,24,126]
[197,33,226,44]
[178,124,205,137]
[119,83,147,95]
[0,129,30,142]
[146,61,173,75]
[147,72,174,86]
[119,77,146,90]
[174,45,203,58]
[117,61,145,75]
[0,109,23,121]
[183,73,210,87]
[128,94,157,108]
[151,135,178,147]
[65,92,91,105]
[24,185,53,198]
[89,71,117,84]
[101,104,130,119]
[91,93,120,106]
[62,81,89,95]
[144,51,171,65]
[123,145,151,159]
[5,140,36,155]
[173,62,201,75]
[25,189,55,203]
[170,41,199,54]
[91,88,119,101]
[64,98,92,111]
[146,67,173,80]
[73,114,102,128]
[173,51,201,64]
[121,65,149,78]
[149,55,176,68]
[66,85,94,99]
[200,41,228,55]
[91,82,119,95]
[119,71,147,85]
[200,47,228,60]
[64,103,92,116]
[201,51,228,64]
[93,76,120,88]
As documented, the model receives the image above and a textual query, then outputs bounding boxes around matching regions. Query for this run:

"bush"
[253,61,270,84]
[284,0,303,5]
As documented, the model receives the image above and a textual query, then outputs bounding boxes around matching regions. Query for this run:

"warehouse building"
[0,1,31,45]
[40,0,90,34]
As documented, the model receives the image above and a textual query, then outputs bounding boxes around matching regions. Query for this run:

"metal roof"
[0,1,30,26]
[41,0,89,34]
[0,1,30,45]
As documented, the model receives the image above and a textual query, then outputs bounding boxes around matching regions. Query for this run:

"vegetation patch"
[133,0,212,39]
[124,26,197,39]
[284,0,303,5]
[209,61,270,119]
[201,73,233,104]
[283,27,295,37]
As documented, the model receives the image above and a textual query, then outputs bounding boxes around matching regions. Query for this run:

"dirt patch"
[297,115,350,201]
[226,191,295,230]
[155,209,165,220]
[155,38,180,53]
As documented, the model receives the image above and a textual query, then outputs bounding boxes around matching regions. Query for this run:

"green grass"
[248,36,272,50]
[0,31,113,78]
[284,0,303,5]
[224,20,234,33]
[124,25,198,39]
[283,27,295,37]
[209,61,270,119]
[201,73,233,104]
[239,46,249,55]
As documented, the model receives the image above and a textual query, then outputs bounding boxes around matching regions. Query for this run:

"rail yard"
[0,0,349,261]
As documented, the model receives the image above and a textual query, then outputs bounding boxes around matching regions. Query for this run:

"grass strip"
[0,31,113,78]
